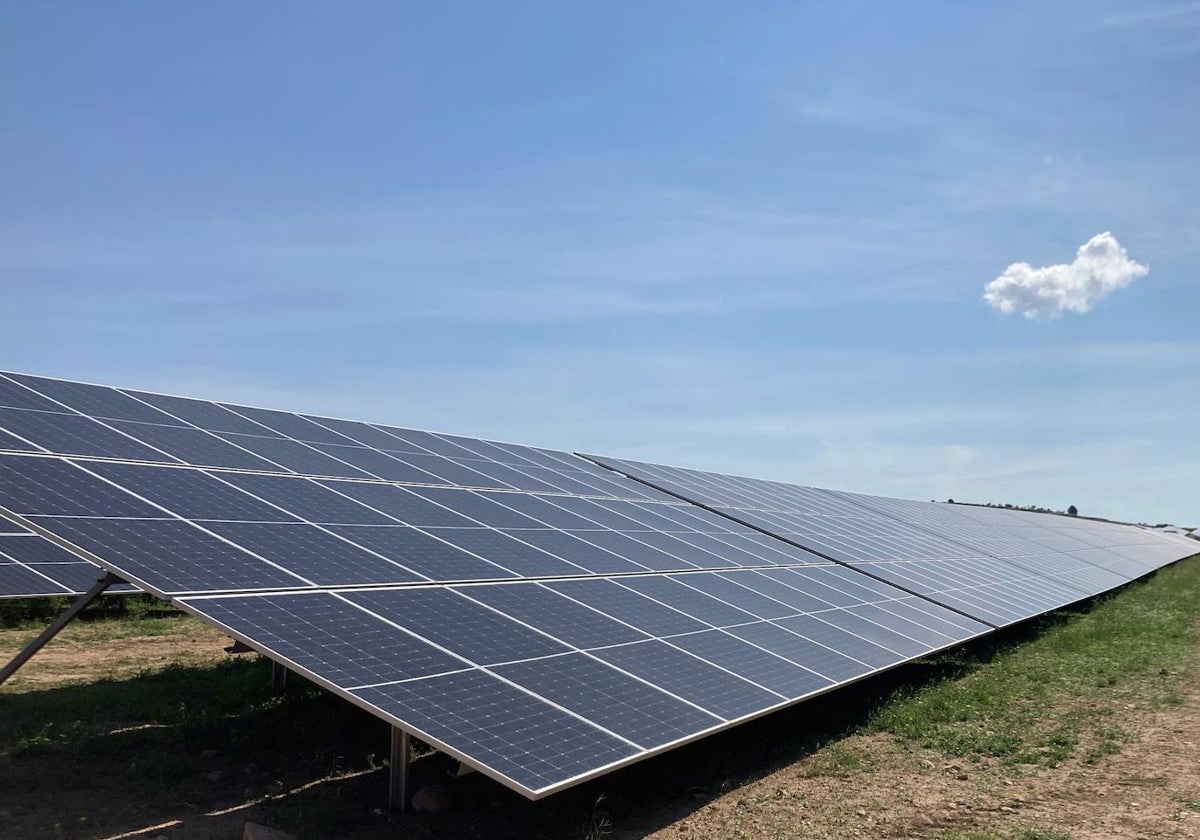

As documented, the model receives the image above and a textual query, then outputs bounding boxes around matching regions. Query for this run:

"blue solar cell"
[674,572,796,619]
[460,460,566,494]
[617,575,757,628]
[351,670,638,793]
[628,531,740,569]
[346,587,569,664]
[318,481,480,527]
[758,567,865,608]
[668,630,832,698]
[0,427,38,452]
[433,528,586,578]
[460,582,648,649]
[188,592,463,687]
[0,562,71,596]
[494,653,722,748]
[508,530,645,574]
[728,620,880,681]
[538,496,630,528]
[301,416,422,451]
[307,444,443,483]
[877,597,987,639]
[414,489,548,529]
[486,494,602,529]
[398,453,510,488]
[6,373,179,424]
[128,391,282,436]
[218,473,395,525]
[571,530,695,572]
[326,525,516,581]
[850,603,958,647]
[213,433,374,478]
[546,578,709,636]
[670,533,771,566]
[220,405,351,444]
[36,516,309,594]
[721,570,840,612]
[593,640,780,720]
[590,500,696,532]
[377,429,468,458]
[0,408,178,463]
[815,609,929,658]
[0,455,161,517]
[0,375,67,412]
[106,421,283,471]
[84,462,299,522]
[203,522,424,585]
[0,533,93,564]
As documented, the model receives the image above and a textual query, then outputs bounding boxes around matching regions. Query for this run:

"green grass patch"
[0,593,176,629]
[798,741,873,777]
[941,828,1072,840]
[870,558,1200,766]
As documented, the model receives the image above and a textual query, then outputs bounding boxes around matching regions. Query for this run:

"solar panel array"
[0,370,1191,799]
[586,456,1196,628]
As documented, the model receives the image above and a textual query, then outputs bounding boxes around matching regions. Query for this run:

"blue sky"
[2,2,1197,524]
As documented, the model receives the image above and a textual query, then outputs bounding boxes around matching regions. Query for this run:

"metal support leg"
[0,572,120,686]
[389,726,411,813]
[270,660,288,692]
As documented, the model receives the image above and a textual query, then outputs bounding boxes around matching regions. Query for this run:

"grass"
[942,830,1072,840]
[869,558,1200,767]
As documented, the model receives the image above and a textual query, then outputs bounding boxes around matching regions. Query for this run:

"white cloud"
[982,232,1148,318]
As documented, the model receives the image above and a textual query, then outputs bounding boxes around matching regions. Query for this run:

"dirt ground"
[2,618,1199,840]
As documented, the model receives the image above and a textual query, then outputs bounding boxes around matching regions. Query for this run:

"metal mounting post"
[270,660,288,692]
[0,572,121,686]
[389,726,411,813]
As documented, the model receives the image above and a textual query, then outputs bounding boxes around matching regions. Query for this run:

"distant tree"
[946,498,955,504]
[1068,505,1078,516]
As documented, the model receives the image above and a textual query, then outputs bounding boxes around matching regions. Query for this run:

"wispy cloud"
[1101,3,1200,28]
[982,232,1148,318]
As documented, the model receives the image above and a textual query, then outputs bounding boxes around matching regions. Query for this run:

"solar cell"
[190,592,463,687]
[492,653,721,748]
[0,407,177,463]
[592,640,781,720]
[460,582,649,649]
[105,421,283,471]
[345,587,570,665]
[35,517,310,594]
[327,526,519,581]
[351,671,638,792]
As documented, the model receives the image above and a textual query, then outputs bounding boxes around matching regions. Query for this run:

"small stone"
[411,784,453,813]
[243,822,297,840]
[956,773,969,781]
[206,770,223,782]
[200,749,218,758]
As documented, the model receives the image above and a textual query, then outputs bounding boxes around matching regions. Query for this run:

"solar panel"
[585,455,1195,629]
[0,370,1189,801]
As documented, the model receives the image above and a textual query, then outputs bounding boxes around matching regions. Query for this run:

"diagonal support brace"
[0,572,122,686]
